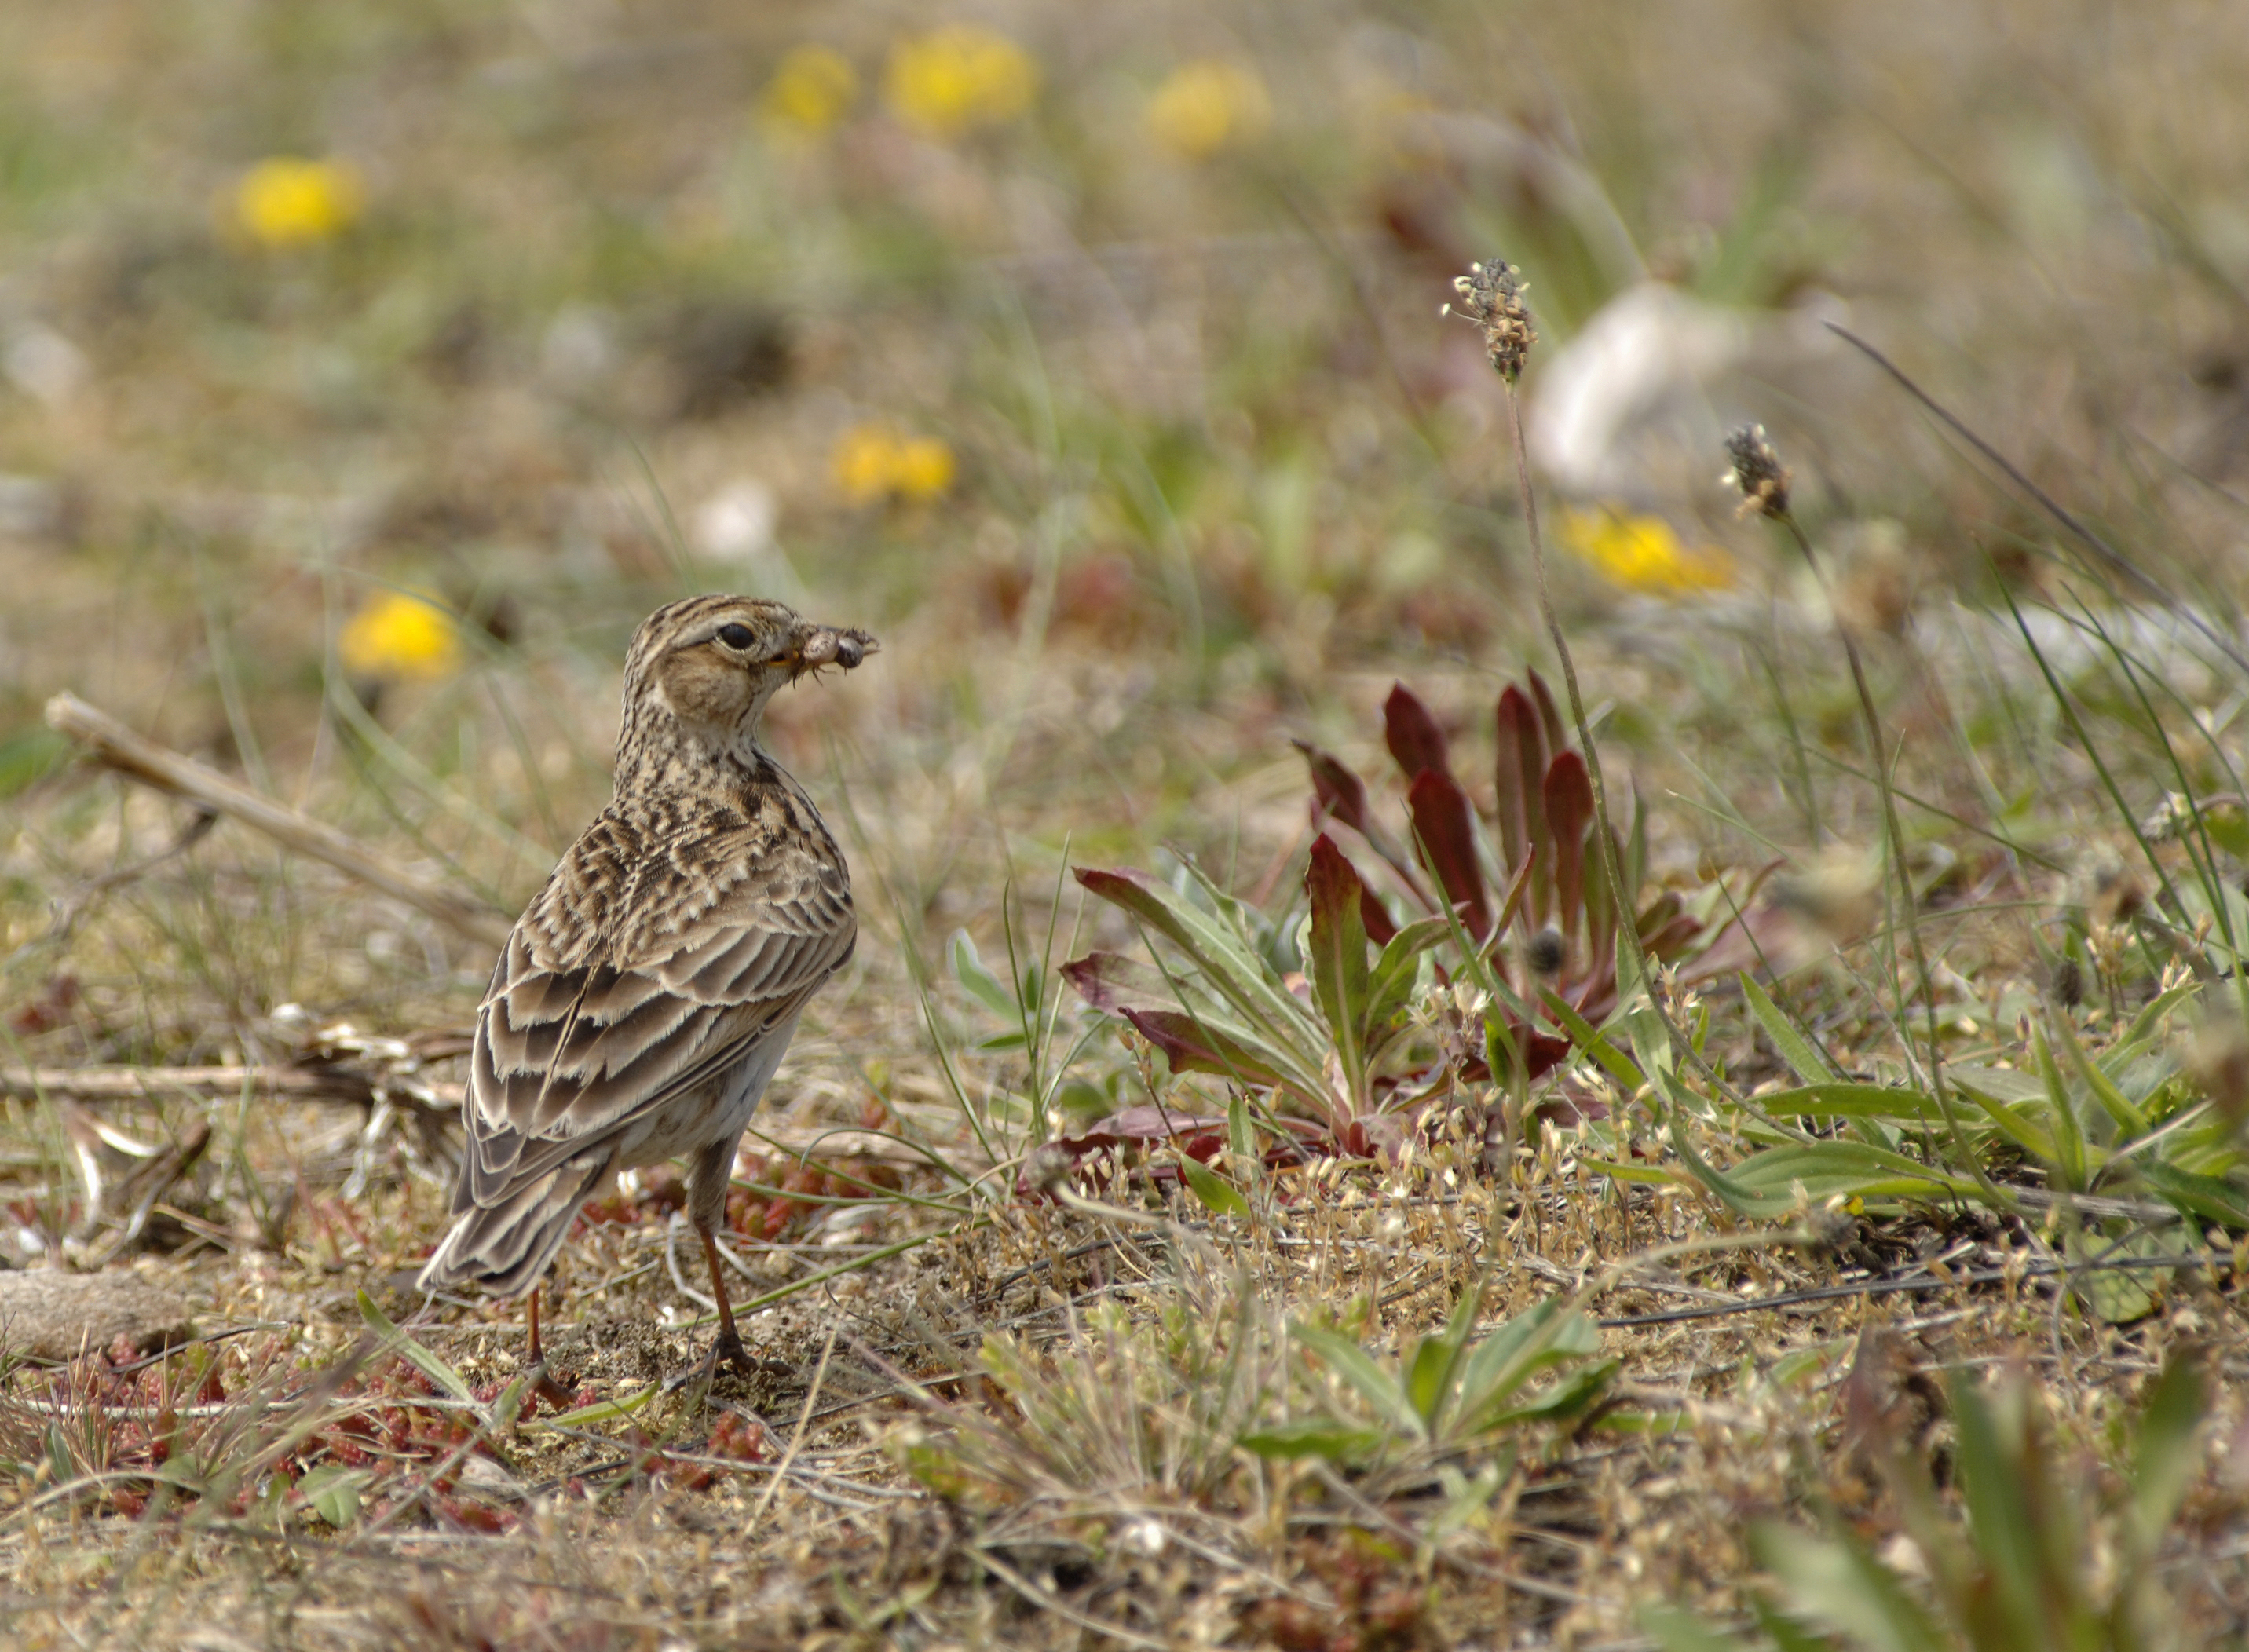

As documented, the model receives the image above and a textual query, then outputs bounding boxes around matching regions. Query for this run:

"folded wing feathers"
[455,838,854,1230]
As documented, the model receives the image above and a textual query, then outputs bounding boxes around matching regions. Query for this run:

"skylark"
[418,594,875,1383]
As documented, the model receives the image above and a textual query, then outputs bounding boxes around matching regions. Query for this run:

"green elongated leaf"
[2032,1023,2087,1188]
[1451,1297,1599,1435]
[1750,1082,1944,1121]
[1751,1521,1951,1652]
[1227,1091,1256,1161]
[1741,973,1840,1083]
[1947,1062,2047,1105]
[1404,1285,1483,1435]
[1949,1375,2060,1645]
[1179,1154,1250,1219]
[1480,1358,1619,1431]
[2116,977,2203,1053]
[2133,1351,2206,1548]
[1753,1599,1845,1652]
[1237,1420,1387,1464]
[1290,1325,1421,1438]
[1579,1156,1679,1187]
[949,930,1019,1022]
[1073,867,1322,1054]
[296,1464,370,1528]
[1428,1458,1512,1545]
[2134,1160,2249,1226]
[1541,989,1645,1091]
[521,1383,660,1431]
[359,1289,477,1406]
[1367,915,1451,1028]
[1724,1142,1979,1201]
[1668,1119,1789,1215]
[488,1369,536,1434]
[1179,856,1303,976]
[1948,1073,2060,1160]
[2050,1010,2152,1136]
[1305,835,1372,1095]
[1633,1603,1742,1652]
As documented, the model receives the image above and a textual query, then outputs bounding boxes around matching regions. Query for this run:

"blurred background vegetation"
[9,3,2249,1643]
[8,0,2247,1054]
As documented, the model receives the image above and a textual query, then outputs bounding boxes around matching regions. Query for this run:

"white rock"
[4,326,89,406]
[690,479,779,563]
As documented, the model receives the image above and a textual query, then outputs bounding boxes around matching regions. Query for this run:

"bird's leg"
[523,1287,575,1408]
[698,1223,755,1376]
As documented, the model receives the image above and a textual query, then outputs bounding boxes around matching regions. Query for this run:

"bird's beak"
[789,623,879,680]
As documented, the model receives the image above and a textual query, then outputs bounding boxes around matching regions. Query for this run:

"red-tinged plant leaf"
[1406,768,1490,940]
[1384,682,1451,783]
[1543,751,1594,943]
[1526,667,1569,761]
[1491,843,1538,940]
[1644,911,1706,960]
[1293,739,1373,836]
[1073,866,1186,941]
[1073,864,1327,1058]
[1460,1026,1573,1083]
[1305,836,1373,1095]
[1064,1106,1231,1145]
[1494,685,1548,901]
[1120,1008,1287,1088]
[1635,889,1683,939]
[1061,951,1176,1012]
[1359,886,1398,945]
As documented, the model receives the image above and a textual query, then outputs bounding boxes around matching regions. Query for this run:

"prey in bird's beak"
[788,624,879,682]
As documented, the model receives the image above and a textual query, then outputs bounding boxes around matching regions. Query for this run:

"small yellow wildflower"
[890,436,955,499]
[759,43,859,141]
[1560,506,1733,594]
[232,157,365,249]
[339,590,462,682]
[832,424,956,504]
[883,25,1037,141]
[1146,60,1271,161]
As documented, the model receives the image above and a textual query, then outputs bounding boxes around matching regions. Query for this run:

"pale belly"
[613,1012,800,1168]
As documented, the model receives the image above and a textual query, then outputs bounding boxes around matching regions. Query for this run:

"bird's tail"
[415,1153,614,1299]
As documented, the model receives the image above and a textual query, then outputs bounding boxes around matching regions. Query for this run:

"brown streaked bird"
[417,594,875,1385]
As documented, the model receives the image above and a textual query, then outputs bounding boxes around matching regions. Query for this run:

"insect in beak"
[791,627,879,679]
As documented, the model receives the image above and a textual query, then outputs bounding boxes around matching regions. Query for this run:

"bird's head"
[618,594,876,764]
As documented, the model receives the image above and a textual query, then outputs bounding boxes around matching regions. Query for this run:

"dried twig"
[0,1063,463,1115]
[44,691,514,951]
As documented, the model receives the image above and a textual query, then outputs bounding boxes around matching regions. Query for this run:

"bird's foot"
[708,1326,794,1382]
[525,1361,576,1412]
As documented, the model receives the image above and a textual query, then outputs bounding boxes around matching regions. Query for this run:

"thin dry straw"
[1827,322,2249,681]
[1596,1247,2228,1329]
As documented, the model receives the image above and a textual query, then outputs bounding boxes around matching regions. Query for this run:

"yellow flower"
[832,424,956,504]
[1146,60,1271,161]
[232,157,365,249]
[760,43,859,141]
[883,25,1037,141]
[1560,506,1733,594]
[890,436,956,499]
[339,590,462,682]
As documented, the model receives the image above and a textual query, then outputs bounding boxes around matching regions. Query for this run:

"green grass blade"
[357,1289,477,1408]
[1741,972,1841,1084]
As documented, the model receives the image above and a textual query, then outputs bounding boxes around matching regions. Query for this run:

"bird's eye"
[715,623,755,650]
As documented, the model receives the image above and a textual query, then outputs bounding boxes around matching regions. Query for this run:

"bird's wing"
[457,813,854,1208]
